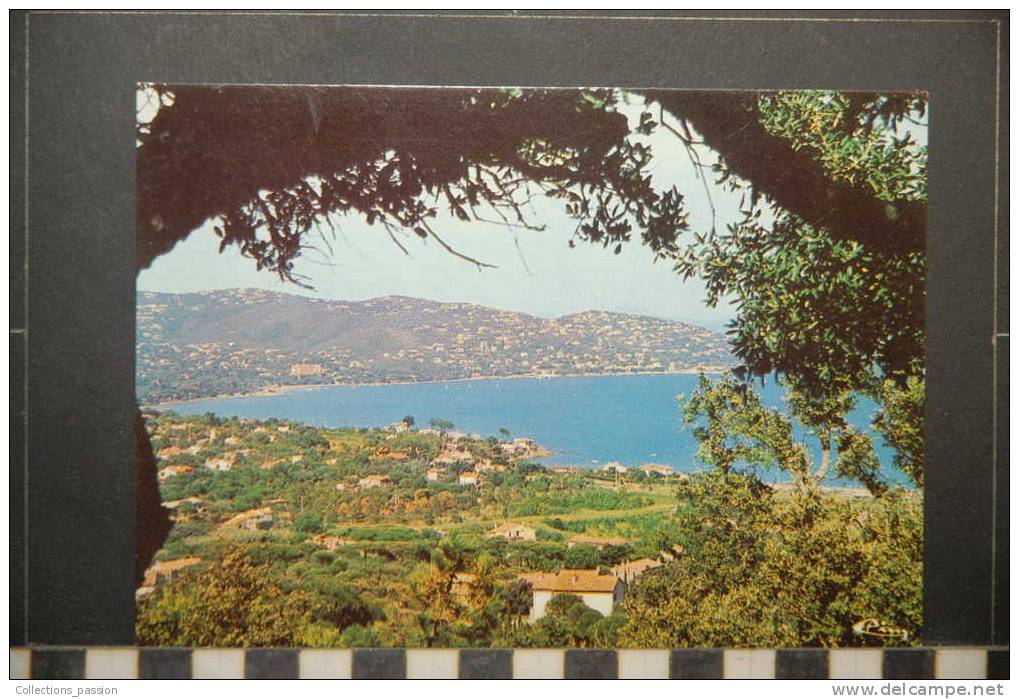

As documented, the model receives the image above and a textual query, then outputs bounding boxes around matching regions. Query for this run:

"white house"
[222,507,274,531]
[432,447,473,465]
[486,522,537,541]
[158,464,193,482]
[639,463,674,477]
[358,474,391,489]
[500,437,544,458]
[522,569,625,621]
[600,461,628,474]
[204,453,237,471]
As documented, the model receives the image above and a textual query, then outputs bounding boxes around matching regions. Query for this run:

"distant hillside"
[137,288,734,402]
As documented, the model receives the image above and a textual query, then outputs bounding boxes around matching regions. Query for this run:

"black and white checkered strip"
[10,647,1009,680]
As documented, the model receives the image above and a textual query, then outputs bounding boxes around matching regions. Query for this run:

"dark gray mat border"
[12,10,1008,646]
[10,10,28,648]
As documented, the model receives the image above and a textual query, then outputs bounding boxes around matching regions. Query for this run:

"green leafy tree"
[563,544,602,569]
[620,473,922,647]
[501,578,533,624]
[537,593,618,648]
[680,375,888,494]
[137,549,317,647]
[873,376,925,488]
[403,531,491,646]
[339,624,382,648]
[294,513,324,534]
[671,91,926,490]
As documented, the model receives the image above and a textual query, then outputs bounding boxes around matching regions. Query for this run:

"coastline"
[142,367,732,409]
[141,376,908,497]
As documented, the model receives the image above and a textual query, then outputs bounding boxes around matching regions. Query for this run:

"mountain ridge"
[137,288,734,403]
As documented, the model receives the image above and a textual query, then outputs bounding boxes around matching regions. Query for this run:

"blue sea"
[159,374,904,486]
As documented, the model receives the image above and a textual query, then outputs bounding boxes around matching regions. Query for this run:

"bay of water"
[159,374,901,485]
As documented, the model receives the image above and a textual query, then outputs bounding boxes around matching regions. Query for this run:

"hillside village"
[137,289,733,402]
[139,411,691,646]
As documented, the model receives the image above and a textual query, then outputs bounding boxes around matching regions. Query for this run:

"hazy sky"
[139,92,743,330]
